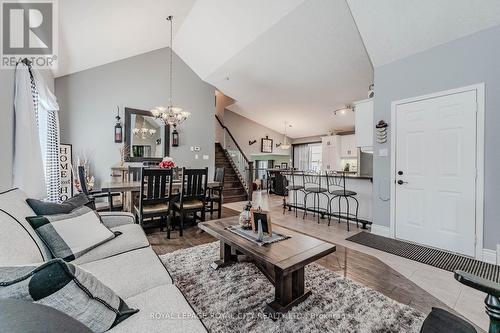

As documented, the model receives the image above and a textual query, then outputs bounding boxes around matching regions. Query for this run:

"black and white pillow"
[0,259,138,333]
[26,206,116,261]
[26,193,94,215]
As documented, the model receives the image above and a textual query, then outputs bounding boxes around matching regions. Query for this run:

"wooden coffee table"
[199,217,336,316]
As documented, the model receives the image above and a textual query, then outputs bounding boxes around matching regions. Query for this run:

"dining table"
[101,180,221,212]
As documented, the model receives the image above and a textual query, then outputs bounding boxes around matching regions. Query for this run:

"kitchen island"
[280,172,373,229]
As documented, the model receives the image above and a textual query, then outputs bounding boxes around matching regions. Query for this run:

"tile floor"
[224,191,489,331]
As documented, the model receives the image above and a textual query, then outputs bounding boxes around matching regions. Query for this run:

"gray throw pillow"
[0,259,138,333]
[26,206,116,261]
[26,193,93,215]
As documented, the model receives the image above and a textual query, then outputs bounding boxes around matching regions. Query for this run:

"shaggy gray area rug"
[161,242,425,333]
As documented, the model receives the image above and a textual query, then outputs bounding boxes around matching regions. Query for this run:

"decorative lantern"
[172,126,179,147]
[114,106,123,143]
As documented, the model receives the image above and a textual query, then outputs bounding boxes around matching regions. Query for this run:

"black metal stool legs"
[327,194,359,231]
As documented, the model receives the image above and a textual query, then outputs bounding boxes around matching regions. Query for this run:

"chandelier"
[133,118,157,139]
[151,15,190,127]
[281,121,291,150]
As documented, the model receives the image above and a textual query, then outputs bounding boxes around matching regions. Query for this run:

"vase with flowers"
[159,157,175,169]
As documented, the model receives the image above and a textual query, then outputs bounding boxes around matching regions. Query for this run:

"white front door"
[395,90,477,256]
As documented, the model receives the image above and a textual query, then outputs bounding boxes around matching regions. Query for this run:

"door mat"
[347,231,500,283]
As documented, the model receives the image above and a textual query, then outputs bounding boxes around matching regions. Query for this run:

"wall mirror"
[125,107,170,162]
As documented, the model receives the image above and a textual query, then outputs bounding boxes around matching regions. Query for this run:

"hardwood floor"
[146,206,236,255]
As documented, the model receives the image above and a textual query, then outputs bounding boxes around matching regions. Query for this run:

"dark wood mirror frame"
[124,107,170,162]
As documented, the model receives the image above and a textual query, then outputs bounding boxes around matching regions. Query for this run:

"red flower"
[159,160,175,169]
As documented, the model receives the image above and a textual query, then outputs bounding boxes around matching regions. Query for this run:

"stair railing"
[215,115,254,201]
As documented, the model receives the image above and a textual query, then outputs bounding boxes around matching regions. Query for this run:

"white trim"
[389,83,485,260]
[370,224,391,237]
[482,249,497,265]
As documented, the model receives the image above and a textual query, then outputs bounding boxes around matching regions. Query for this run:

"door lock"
[398,170,404,175]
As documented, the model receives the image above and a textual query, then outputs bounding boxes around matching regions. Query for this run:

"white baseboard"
[370,224,391,238]
[482,249,497,264]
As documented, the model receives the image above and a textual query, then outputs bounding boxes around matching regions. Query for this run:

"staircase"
[215,143,248,203]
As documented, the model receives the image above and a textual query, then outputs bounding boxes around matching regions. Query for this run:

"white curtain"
[13,63,60,201]
[33,69,60,202]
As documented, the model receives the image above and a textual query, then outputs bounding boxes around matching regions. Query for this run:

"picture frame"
[59,144,73,202]
[261,137,273,153]
[250,208,272,235]
[281,162,288,169]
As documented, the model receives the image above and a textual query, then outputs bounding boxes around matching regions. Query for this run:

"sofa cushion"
[0,210,44,266]
[80,246,172,298]
[26,206,116,261]
[108,285,207,333]
[99,211,135,229]
[0,188,51,263]
[26,193,92,215]
[73,223,149,265]
[0,259,139,333]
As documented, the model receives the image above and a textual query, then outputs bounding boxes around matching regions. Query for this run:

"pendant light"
[151,16,190,127]
[281,122,291,150]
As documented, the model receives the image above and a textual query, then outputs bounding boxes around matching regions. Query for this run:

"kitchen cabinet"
[321,135,340,171]
[354,98,374,147]
[340,134,357,158]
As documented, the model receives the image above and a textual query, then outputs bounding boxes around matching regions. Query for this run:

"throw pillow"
[0,259,138,333]
[26,193,93,215]
[26,206,116,261]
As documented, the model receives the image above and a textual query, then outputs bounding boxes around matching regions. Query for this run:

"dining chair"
[206,167,225,219]
[77,165,122,211]
[173,167,208,237]
[134,167,174,237]
[127,166,142,181]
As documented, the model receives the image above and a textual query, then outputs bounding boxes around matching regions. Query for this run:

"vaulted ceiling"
[57,0,500,138]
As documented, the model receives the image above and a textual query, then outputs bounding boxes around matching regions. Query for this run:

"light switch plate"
[195,154,199,159]
[203,155,209,160]
[190,146,194,152]
[379,148,388,157]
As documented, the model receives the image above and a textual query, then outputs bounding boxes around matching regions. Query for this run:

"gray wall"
[373,24,500,250]
[0,69,54,192]
[56,48,216,185]
[223,110,291,158]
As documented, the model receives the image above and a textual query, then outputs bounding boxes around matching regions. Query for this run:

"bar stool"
[326,171,359,231]
[282,170,305,217]
[302,171,329,223]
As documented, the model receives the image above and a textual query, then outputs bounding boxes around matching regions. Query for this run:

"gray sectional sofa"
[0,188,207,333]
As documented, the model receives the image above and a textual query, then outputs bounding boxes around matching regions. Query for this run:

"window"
[293,143,322,172]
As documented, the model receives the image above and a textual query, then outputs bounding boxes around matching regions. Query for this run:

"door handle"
[397,180,408,185]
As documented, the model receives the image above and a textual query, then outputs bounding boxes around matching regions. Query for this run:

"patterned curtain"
[28,66,61,202]
[44,110,61,202]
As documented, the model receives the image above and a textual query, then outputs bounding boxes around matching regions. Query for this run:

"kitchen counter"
[267,169,372,181]
[284,172,373,228]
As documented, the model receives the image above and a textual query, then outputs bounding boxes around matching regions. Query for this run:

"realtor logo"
[1,0,58,68]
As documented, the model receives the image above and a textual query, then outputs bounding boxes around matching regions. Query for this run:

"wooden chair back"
[127,166,142,181]
[138,168,174,210]
[180,167,208,204]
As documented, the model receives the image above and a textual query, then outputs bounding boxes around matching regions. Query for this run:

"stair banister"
[215,114,254,201]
